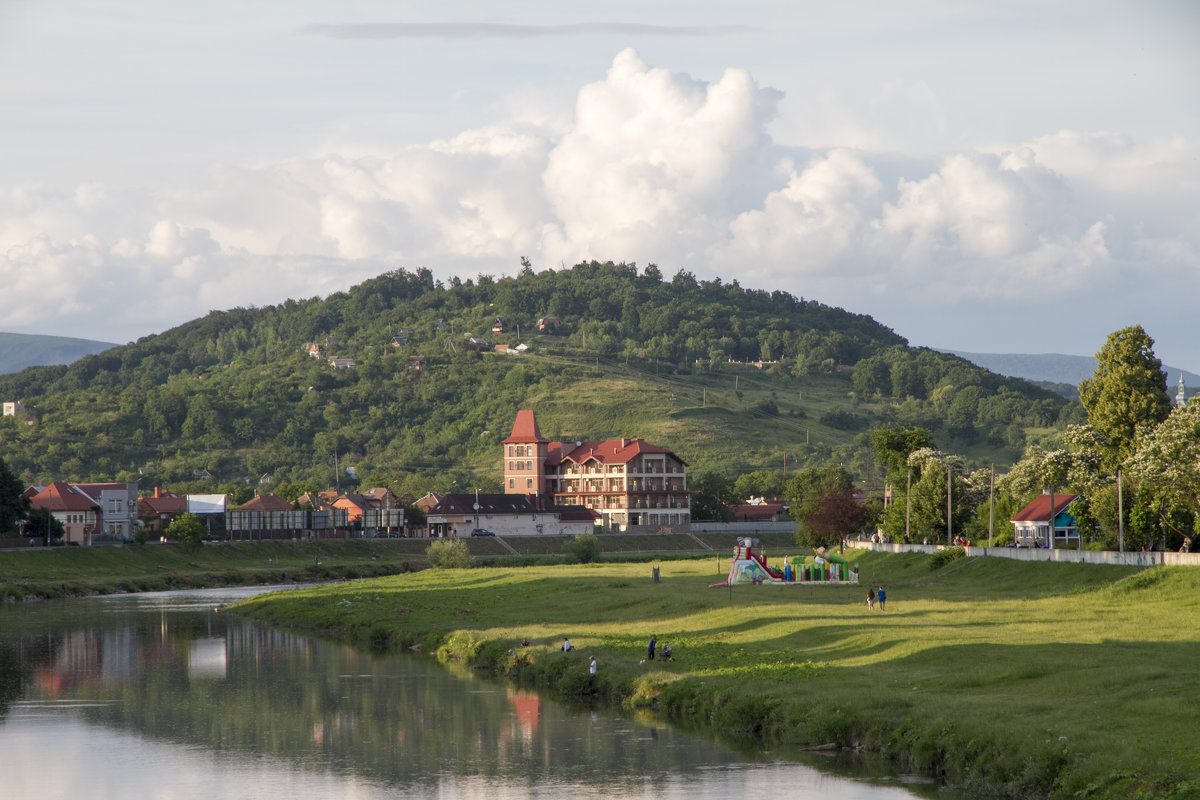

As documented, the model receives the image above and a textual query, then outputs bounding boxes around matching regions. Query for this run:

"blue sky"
[2,1,1198,371]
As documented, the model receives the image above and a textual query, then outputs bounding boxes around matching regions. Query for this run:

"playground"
[709,537,858,587]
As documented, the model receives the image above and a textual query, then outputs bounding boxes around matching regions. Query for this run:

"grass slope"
[234,551,1200,799]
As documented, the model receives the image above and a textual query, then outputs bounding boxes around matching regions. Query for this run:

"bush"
[929,546,966,569]
[426,538,474,569]
[562,532,600,564]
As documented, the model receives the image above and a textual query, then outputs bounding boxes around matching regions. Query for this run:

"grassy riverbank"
[0,540,425,600]
[232,551,1200,799]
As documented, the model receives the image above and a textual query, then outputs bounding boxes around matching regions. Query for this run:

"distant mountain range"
[0,332,117,375]
[946,351,1199,390]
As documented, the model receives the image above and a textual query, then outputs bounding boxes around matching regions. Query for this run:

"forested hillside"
[0,262,1076,495]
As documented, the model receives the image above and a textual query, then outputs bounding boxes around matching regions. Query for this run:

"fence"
[861,542,1200,567]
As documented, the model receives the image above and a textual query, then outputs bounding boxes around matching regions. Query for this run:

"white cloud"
[1,49,1197,366]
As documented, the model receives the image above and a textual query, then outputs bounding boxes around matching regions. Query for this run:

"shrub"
[930,546,966,569]
[562,532,600,564]
[426,538,474,569]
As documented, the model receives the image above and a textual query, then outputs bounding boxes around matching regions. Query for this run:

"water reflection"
[0,589,931,800]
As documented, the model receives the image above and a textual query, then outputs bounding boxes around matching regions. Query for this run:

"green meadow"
[234,550,1200,800]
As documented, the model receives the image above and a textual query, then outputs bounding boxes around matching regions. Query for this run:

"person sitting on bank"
[660,644,673,662]
[562,637,574,652]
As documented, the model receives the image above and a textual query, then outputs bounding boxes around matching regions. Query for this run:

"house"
[465,337,490,352]
[332,493,371,524]
[307,343,327,359]
[72,482,139,542]
[3,401,25,416]
[537,316,560,331]
[1011,492,1081,548]
[502,410,689,532]
[415,492,443,513]
[492,317,507,334]
[727,498,787,522]
[425,492,599,537]
[408,355,427,369]
[328,357,356,369]
[138,487,188,534]
[194,469,214,481]
[29,482,101,545]
[390,336,409,347]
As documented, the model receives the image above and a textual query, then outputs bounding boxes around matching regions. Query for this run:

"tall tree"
[0,456,30,535]
[1078,325,1170,471]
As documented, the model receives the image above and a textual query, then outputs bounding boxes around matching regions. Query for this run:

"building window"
[526,479,533,488]
[526,461,533,471]
[509,479,515,489]
[508,446,514,457]
[509,461,515,470]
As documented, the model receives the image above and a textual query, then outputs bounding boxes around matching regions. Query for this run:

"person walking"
[589,656,597,675]
[647,635,657,661]
[866,589,875,609]
[876,585,886,611]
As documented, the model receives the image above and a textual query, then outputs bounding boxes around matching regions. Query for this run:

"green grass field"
[233,550,1200,799]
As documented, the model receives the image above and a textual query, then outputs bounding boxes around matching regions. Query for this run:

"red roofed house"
[1011,492,1081,548]
[502,410,689,531]
[30,482,101,545]
[727,499,787,523]
[138,487,188,534]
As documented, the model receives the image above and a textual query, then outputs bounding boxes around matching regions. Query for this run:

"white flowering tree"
[1125,404,1200,542]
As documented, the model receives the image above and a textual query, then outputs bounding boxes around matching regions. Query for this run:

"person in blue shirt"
[876,585,886,611]
[647,635,657,661]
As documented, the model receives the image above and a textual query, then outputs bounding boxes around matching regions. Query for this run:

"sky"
[2,1,1198,371]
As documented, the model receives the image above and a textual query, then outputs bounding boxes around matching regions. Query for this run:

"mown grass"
[232,550,1200,799]
[0,540,421,600]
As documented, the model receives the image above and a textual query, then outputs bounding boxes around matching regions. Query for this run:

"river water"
[0,587,936,800]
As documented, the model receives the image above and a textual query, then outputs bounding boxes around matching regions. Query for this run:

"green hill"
[0,263,1076,493]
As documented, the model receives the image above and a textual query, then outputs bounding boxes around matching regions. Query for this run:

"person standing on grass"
[589,656,597,675]
[866,589,875,609]
[877,585,886,611]
[647,635,657,661]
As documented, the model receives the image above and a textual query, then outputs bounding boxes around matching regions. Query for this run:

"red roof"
[235,494,294,512]
[548,438,681,467]
[1011,493,1080,523]
[30,482,101,513]
[503,409,548,444]
[139,493,187,516]
[728,501,784,522]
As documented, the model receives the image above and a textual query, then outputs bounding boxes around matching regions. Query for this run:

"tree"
[425,538,474,569]
[1125,404,1200,539]
[870,425,935,484]
[166,513,207,547]
[1078,326,1170,471]
[0,455,30,535]
[787,466,865,548]
[689,471,735,522]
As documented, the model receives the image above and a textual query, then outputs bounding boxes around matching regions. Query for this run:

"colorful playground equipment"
[710,538,859,587]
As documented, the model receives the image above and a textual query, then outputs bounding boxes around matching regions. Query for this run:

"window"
[508,479,515,489]
[509,461,515,470]
[526,479,533,488]
[526,461,533,471]
[508,446,514,457]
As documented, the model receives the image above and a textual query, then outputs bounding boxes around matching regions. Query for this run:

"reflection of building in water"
[188,637,228,679]
[507,688,541,743]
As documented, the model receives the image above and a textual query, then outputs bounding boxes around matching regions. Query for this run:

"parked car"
[470,529,496,537]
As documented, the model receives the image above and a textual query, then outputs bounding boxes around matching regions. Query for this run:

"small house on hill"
[1011,492,1080,548]
[465,337,490,352]
[537,316,560,331]
[492,317,507,334]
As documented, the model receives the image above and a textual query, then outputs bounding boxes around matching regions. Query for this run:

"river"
[0,587,939,800]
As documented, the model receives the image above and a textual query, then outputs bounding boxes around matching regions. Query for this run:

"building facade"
[502,410,689,531]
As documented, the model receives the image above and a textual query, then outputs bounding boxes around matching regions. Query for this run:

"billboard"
[187,494,227,514]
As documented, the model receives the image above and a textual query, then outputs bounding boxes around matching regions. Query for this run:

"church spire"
[1177,373,1188,408]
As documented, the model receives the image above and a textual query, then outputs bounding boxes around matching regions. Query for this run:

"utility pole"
[988,464,995,547]
[946,466,953,546]
[1117,469,1124,552]
[905,466,911,542]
